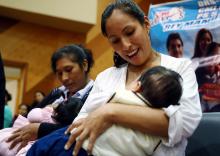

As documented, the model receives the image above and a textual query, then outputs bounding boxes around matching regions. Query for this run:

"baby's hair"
[138,66,183,108]
[52,97,84,126]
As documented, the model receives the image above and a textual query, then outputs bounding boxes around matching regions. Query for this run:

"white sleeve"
[162,60,202,146]
[74,71,114,122]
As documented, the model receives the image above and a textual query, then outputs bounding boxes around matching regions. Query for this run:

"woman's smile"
[127,48,139,58]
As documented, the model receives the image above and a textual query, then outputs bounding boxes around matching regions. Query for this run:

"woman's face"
[199,32,212,56]
[168,39,183,58]
[55,57,87,94]
[18,105,28,116]
[35,92,44,103]
[105,9,151,66]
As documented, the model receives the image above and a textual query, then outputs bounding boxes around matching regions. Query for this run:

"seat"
[186,112,220,156]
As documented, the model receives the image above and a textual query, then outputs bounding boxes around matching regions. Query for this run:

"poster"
[149,0,220,112]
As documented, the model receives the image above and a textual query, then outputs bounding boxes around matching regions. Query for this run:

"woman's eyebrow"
[108,25,133,38]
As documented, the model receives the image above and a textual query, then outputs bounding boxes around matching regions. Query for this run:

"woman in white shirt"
[27,0,202,156]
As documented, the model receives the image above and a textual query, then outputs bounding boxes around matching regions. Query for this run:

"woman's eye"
[126,29,134,36]
[65,67,73,73]
[111,38,120,44]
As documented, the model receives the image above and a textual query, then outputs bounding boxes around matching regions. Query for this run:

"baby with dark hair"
[137,66,182,108]
[0,96,84,156]
[81,66,183,156]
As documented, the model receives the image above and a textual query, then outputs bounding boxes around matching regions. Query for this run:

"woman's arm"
[106,103,169,137]
[67,60,201,155]
[65,103,168,155]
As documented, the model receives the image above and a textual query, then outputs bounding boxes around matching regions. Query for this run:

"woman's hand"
[65,105,113,156]
[6,123,40,151]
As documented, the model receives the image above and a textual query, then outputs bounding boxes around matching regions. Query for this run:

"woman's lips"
[127,48,139,58]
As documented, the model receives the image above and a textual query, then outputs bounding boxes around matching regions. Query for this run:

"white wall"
[6,79,18,115]
[0,0,97,24]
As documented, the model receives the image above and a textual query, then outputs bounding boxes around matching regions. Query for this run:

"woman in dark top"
[6,44,94,153]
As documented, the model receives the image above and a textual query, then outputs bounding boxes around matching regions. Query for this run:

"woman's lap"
[26,127,88,156]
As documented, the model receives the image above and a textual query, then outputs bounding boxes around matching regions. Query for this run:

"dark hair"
[51,44,94,74]
[113,52,128,67]
[52,97,84,126]
[5,89,12,102]
[138,66,183,108]
[166,33,183,50]
[102,0,145,67]
[35,91,45,97]
[206,42,220,57]
[101,0,145,37]
[192,28,213,58]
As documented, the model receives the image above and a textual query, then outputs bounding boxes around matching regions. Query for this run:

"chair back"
[186,112,220,156]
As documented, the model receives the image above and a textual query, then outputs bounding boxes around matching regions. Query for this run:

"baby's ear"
[131,81,142,92]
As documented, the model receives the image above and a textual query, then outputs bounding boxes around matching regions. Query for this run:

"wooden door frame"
[3,59,28,112]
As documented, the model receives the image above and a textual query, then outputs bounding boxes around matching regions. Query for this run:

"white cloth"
[75,54,202,156]
[83,89,162,156]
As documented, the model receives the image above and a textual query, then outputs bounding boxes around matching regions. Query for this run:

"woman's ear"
[82,59,88,72]
[144,16,150,33]
[131,81,142,92]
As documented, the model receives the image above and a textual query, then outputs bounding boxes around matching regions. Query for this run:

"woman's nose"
[61,72,69,82]
[121,38,131,51]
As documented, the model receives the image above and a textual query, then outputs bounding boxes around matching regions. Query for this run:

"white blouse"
[75,54,202,156]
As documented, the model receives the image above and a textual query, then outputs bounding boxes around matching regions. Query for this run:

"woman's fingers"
[9,135,22,149]
[65,125,83,150]
[6,132,20,142]
[87,133,97,155]
[17,140,28,152]
[65,118,85,135]
[12,128,21,134]
[65,124,75,135]
[73,129,89,156]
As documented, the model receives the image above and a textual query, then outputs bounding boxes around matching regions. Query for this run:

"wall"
[0,0,97,33]
[0,20,86,104]
[1,0,181,107]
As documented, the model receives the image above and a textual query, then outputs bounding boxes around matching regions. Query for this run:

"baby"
[82,66,183,156]
[0,97,84,156]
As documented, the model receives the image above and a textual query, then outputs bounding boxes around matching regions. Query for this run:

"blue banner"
[149,0,220,57]
[149,0,220,112]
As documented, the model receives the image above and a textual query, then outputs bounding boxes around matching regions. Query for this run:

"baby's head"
[52,97,84,125]
[133,66,183,108]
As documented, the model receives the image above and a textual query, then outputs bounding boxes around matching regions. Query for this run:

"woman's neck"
[69,77,90,96]
[126,51,160,86]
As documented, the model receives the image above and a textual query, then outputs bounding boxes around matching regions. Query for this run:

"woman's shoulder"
[161,53,191,64]
[160,53,192,72]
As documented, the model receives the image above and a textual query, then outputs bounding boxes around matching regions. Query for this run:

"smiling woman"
[27,1,202,156]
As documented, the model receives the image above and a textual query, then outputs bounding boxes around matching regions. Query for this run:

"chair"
[186,112,220,156]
